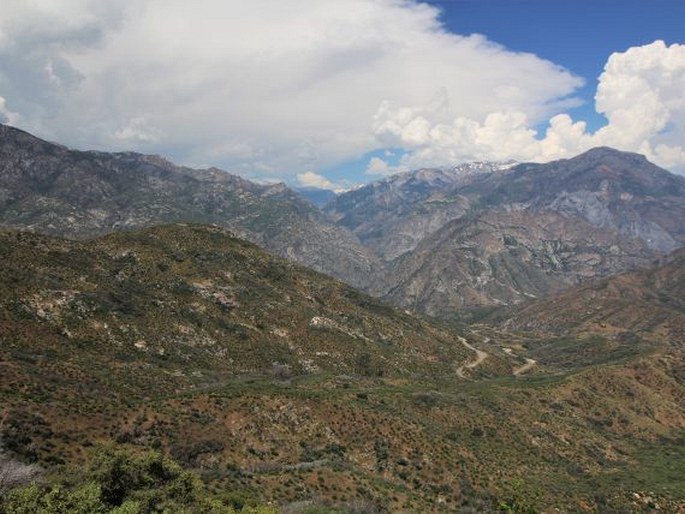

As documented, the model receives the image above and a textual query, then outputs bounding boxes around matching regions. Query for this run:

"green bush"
[0,446,275,514]
[2,482,105,514]
[497,479,543,514]
[91,445,196,508]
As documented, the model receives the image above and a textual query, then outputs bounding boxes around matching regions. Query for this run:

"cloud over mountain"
[0,0,580,180]
[373,40,685,173]
[296,171,346,192]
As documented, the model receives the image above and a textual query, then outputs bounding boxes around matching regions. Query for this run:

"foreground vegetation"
[1,446,277,513]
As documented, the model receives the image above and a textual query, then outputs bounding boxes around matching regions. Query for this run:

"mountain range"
[324,161,517,261]
[326,147,685,316]
[3,123,685,320]
[3,123,685,322]
[0,124,378,291]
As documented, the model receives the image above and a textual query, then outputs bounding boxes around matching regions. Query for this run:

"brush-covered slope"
[492,247,685,340]
[0,224,465,383]
[0,124,377,289]
[478,247,685,397]
[2,226,685,512]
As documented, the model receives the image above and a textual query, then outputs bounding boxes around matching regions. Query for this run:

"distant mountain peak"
[574,146,649,161]
[384,159,517,186]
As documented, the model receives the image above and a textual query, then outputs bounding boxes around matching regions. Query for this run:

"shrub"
[2,482,105,514]
[91,445,197,508]
[497,479,543,514]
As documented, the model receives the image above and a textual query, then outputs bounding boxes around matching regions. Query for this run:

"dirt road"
[456,336,488,379]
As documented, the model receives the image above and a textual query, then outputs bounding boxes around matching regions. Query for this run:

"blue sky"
[1,0,684,188]
[425,0,685,130]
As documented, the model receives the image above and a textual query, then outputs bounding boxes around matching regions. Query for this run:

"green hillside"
[1,225,683,512]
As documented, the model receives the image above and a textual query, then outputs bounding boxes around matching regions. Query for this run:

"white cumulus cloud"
[296,171,346,192]
[365,156,408,176]
[2,2,681,179]
[373,40,685,173]
[0,0,581,180]
[0,96,20,125]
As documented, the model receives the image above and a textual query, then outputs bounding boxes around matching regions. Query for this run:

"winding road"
[456,336,489,379]
[455,335,537,379]
[513,357,537,376]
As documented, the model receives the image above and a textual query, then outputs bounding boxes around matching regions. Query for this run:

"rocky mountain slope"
[1,224,684,512]
[325,161,516,261]
[462,147,685,253]
[492,247,685,340]
[0,124,377,289]
[328,148,685,315]
[3,123,684,319]
[377,208,656,318]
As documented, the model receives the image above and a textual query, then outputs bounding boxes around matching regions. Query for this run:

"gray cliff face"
[470,147,685,251]
[0,124,378,289]
[372,194,470,261]
[373,209,657,318]
[548,190,614,228]
[547,189,676,252]
[325,161,515,260]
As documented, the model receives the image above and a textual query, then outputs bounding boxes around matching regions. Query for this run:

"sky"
[1,1,684,190]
